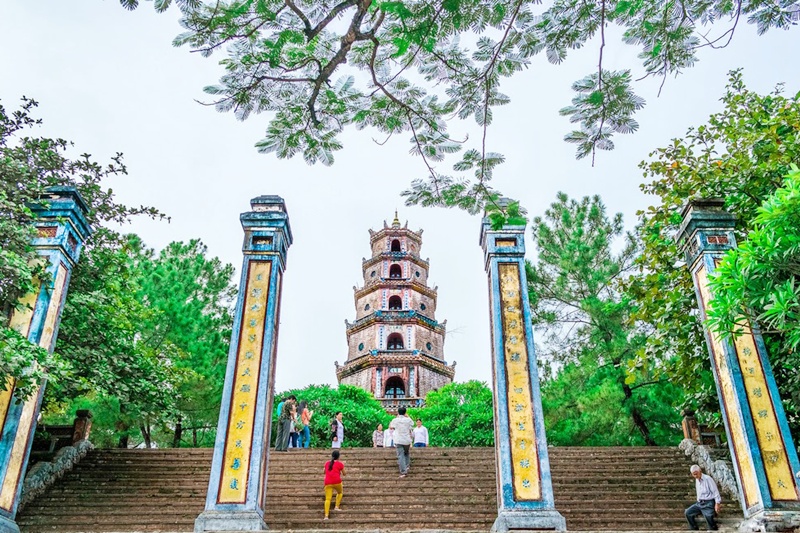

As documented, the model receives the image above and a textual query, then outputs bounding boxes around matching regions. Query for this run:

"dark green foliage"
[0,97,163,400]
[528,192,683,446]
[45,235,236,448]
[273,384,392,448]
[409,380,494,446]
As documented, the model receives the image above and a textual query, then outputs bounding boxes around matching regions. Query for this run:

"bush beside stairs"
[17,446,726,532]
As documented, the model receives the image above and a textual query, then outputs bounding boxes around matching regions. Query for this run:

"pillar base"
[194,510,267,533]
[738,510,800,532]
[491,509,566,532]
[0,516,20,533]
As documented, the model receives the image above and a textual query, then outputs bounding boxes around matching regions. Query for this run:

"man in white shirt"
[412,419,429,447]
[685,465,721,531]
[390,407,414,477]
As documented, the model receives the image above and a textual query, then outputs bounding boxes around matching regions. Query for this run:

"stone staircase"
[17,446,710,532]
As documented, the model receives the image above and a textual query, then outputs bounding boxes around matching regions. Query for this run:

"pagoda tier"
[336,214,455,411]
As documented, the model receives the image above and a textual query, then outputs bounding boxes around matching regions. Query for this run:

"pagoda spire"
[392,210,400,228]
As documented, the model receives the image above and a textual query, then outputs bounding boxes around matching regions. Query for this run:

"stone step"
[18,446,704,532]
[79,460,689,471]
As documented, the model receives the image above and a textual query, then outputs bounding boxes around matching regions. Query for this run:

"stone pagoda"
[335,213,455,411]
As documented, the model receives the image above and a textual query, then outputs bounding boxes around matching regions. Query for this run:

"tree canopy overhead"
[124,0,798,213]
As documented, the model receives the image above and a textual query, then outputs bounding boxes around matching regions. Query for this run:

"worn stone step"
[18,445,704,532]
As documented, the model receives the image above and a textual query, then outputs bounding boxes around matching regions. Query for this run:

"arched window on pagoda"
[387,333,404,350]
[384,376,406,398]
[388,295,402,310]
[389,264,402,278]
[391,239,401,252]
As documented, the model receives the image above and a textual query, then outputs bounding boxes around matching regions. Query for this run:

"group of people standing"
[372,414,429,449]
[274,395,314,451]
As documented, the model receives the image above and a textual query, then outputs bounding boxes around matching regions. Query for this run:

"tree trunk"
[117,403,129,448]
[173,417,183,448]
[622,381,657,446]
[192,427,198,447]
[140,423,152,448]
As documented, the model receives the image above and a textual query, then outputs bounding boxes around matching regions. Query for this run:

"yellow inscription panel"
[0,379,14,453]
[733,330,797,500]
[498,263,541,501]
[218,261,271,504]
[0,388,41,511]
[38,264,67,351]
[8,290,37,338]
[696,265,759,508]
[0,264,67,511]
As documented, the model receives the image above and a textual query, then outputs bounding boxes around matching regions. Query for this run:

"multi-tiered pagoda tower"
[336,214,455,410]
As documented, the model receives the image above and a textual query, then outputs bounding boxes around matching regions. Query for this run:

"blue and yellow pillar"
[195,195,292,533]
[678,199,800,529]
[0,187,91,533]
[480,210,566,532]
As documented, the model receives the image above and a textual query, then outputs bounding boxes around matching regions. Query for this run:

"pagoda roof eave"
[335,351,456,380]
[345,310,446,334]
[353,280,438,300]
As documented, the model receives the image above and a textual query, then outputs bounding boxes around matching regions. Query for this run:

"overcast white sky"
[2,2,798,393]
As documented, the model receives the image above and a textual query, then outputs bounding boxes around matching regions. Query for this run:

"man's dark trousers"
[685,499,718,530]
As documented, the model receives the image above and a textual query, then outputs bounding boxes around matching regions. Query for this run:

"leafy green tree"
[631,70,800,439]
[45,235,236,448]
[541,356,683,446]
[131,238,236,447]
[274,384,391,447]
[0,97,162,400]
[46,239,182,448]
[528,192,682,446]
[408,380,494,446]
[708,165,800,350]
[124,0,797,213]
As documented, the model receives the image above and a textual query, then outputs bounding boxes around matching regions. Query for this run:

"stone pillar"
[479,210,566,532]
[0,187,91,533]
[71,410,93,444]
[677,199,800,530]
[195,195,292,533]
[681,409,702,443]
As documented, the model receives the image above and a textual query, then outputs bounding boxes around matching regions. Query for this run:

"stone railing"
[19,439,93,512]
[679,438,740,502]
[18,410,94,512]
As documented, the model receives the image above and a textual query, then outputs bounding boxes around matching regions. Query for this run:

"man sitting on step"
[685,464,721,531]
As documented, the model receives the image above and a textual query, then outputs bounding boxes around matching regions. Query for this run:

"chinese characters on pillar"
[498,263,541,501]
[695,264,798,503]
[218,261,271,504]
[0,263,69,511]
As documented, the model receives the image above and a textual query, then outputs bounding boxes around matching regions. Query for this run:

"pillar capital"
[240,195,292,271]
[29,186,92,267]
[479,200,527,271]
[676,198,736,268]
